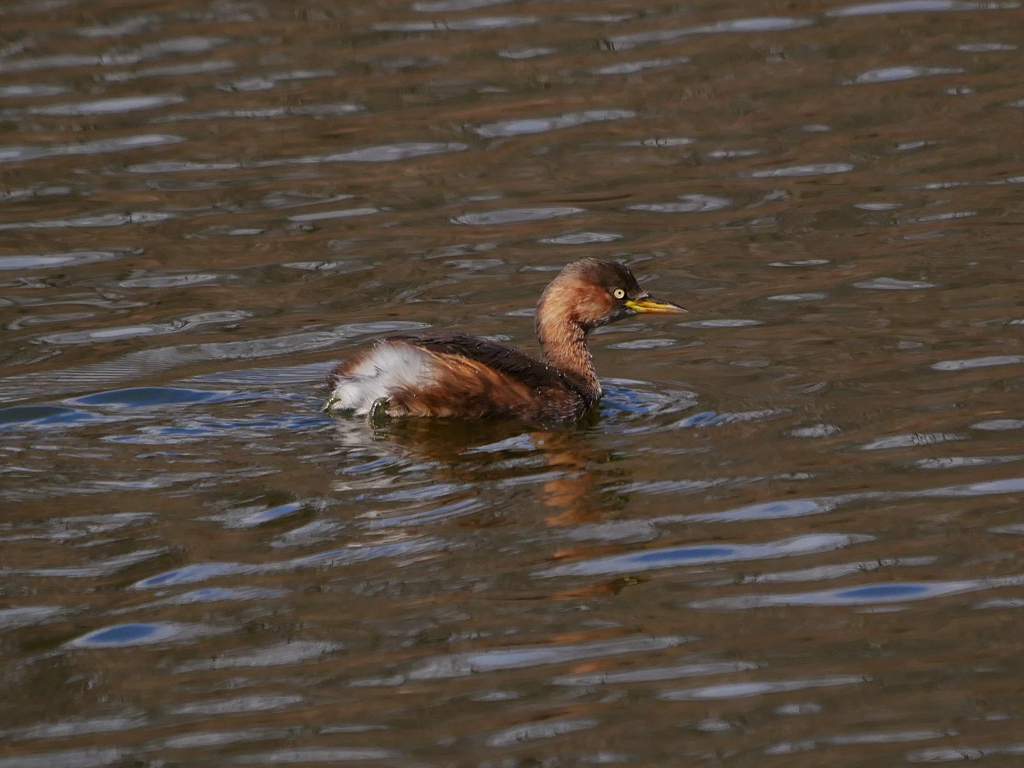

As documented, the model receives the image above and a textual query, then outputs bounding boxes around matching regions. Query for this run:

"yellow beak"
[625,296,687,315]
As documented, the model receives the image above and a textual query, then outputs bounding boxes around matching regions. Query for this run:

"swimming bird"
[324,258,685,423]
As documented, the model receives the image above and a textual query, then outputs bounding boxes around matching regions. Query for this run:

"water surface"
[3,0,1024,765]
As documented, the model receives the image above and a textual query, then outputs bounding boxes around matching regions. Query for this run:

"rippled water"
[2,0,1024,765]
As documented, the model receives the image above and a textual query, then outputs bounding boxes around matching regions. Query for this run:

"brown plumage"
[324,259,686,423]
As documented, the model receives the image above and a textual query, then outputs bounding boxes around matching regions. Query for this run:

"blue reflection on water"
[538,534,868,577]
[842,584,931,600]
[68,622,185,648]
[234,502,305,527]
[132,537,442,589]
[691,578,1002,609]
[686,499,828,523]
[132,563,252,589]
[71,387,228,407]
[0,405,98,427]
[169,587,286,604]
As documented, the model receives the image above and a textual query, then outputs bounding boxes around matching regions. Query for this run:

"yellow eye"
[613,288,626,299]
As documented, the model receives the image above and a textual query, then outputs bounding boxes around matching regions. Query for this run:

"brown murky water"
[2,0,1024,765]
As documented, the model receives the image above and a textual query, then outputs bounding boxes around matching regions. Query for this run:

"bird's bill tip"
[625,296,687,314]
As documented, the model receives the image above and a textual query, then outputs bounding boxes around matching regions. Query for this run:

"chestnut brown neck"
[535,284,601,395]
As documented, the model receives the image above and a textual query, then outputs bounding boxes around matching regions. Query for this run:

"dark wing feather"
[385,332,589,396]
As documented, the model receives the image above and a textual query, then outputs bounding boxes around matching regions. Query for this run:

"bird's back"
[326,332,597,422]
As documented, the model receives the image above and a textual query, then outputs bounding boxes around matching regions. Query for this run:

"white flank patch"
[326,342,432,415]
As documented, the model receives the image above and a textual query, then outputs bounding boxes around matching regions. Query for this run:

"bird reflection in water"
[329,415,615,528]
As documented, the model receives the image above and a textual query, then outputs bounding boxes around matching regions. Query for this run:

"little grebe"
[324,258,685,422]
